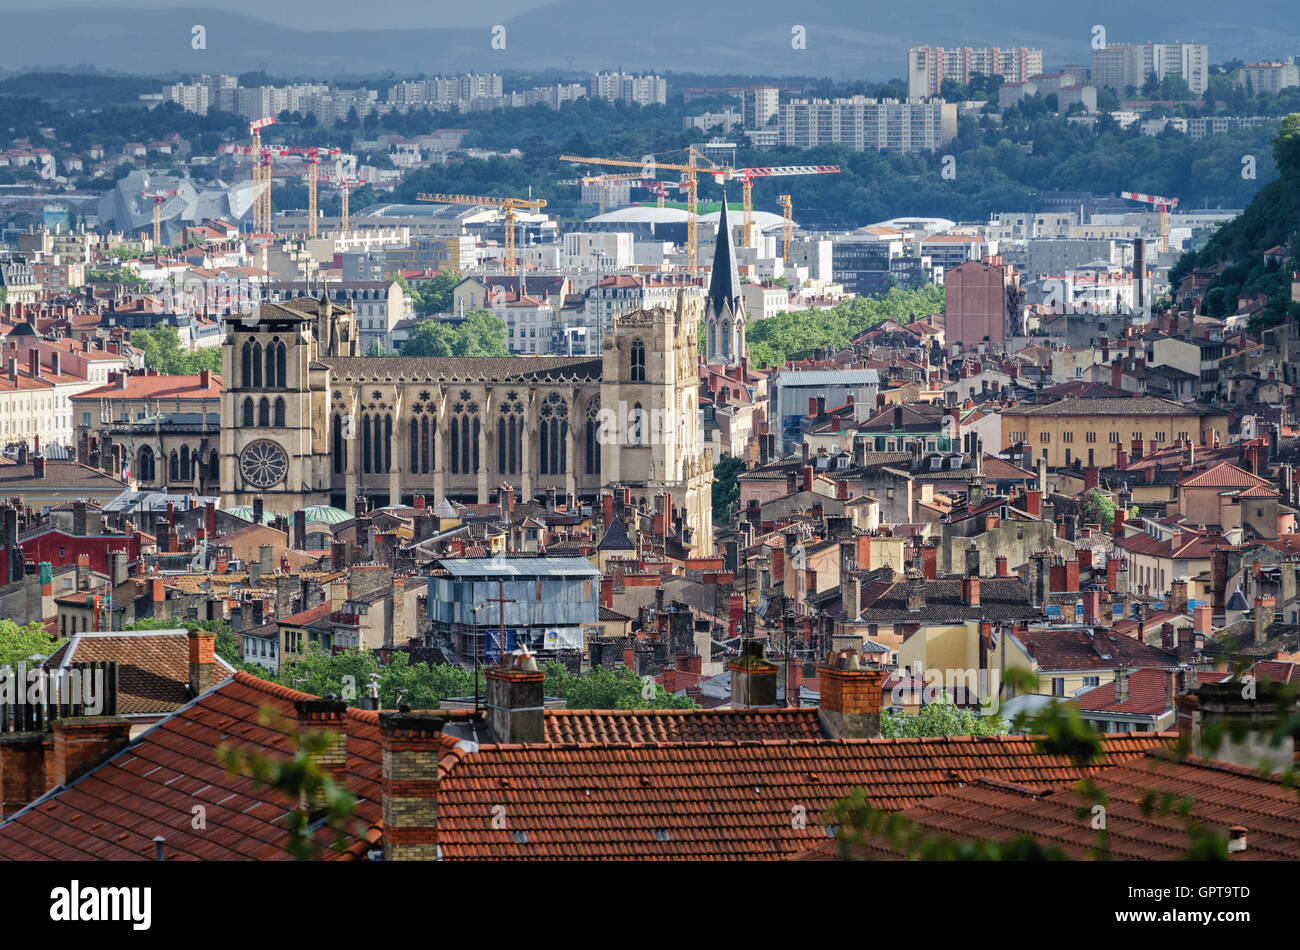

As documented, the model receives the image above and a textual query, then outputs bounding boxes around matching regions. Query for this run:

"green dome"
[225,505,275,525]
[301,505,353,524]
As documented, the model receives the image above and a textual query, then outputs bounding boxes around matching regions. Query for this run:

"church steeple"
[707,196,742,317]
[704,195,745,363]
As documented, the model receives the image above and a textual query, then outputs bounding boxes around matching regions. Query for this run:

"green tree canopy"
[881,692,1009,738]
[399,309,508,358]
[130,324,223,375]
[0,619,64,668]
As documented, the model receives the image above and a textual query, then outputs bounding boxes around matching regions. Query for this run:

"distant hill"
[5,1,1300,77]
[1171,114,1300,326]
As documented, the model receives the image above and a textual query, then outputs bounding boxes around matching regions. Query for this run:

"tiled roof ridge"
[544,707,817,718]
[1148,751,1289,784]
[232,668,316,702]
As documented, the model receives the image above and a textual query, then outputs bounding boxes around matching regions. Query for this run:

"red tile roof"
[803,753,1300,861]
[1070,668,1175,715]
[541,707,825,744]
[73,374,221,401]
[43,630,236,714]
[0,672,425,861]
[1179,461,1272,489]
[433,733,1166,860]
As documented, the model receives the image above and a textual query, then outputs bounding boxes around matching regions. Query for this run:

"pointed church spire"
[708,195,742,316]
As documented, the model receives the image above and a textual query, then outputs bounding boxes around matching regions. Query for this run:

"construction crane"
[140,188,179,248]
[416,193,548,275]
[332,176,367,234]
[560,147,721,274]
[579,173,647,215]
[1120,191,1179,254]
[247,117,276,233]
[272,146,342,238]
[778,195,793,265]
[713,165,840,248]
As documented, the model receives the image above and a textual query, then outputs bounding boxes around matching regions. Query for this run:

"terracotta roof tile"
[433,734,1165,860]
[808,752,1300,861]
[0,672,407,861]
[542,708,825,744]
[42,631,235,715]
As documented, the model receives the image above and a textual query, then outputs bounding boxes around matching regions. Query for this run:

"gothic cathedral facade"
[220,292,713,551]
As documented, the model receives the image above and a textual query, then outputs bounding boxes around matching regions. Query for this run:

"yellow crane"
[416,193,548,275]
[778,195,793,265]
[333,176,366,234]
[560,147,720,274]
[140,188,178,248]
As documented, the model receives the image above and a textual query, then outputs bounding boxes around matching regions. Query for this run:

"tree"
[881,692,1009,738]
[542,662,697,709]
[712,455,745,524]
[0,619,64,668]
[1081,489,1118,531]
[412,270,461,316]
[399,310,508,358]
[130,324,223,375]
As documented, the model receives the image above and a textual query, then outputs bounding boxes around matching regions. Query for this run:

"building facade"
[219,293,713,549]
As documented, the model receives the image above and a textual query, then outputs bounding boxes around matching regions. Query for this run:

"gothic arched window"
[242,397,254,427]
[630,339,646,381]
[539,392,568,475]
[333,413,346,474]
[585,398,601,475]
[137,446,155,483]
[498,396,523,475]
[251,341,263,388]
[258,397,270,427]
[450,394,479,475]
[274,397,286,427]
[241,341,253,388]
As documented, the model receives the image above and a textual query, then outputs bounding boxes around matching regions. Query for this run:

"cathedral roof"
[318,355,602,384]
[706,198,743,320]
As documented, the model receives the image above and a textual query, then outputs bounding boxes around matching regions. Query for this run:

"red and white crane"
[713,164,841,248]
[1120,190,1179,254]
[139,188,179,247]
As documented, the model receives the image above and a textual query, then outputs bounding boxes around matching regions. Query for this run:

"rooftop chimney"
[52,717,133,788]
[486,649,545,743]
[729,639,779,707]
[294,697,350,794]
[816,650,884,738]
[378,710,445,861]
[188,628,216,696]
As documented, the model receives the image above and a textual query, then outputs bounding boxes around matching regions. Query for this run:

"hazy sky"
[0,0,551,30]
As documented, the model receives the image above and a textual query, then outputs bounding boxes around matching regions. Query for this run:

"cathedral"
[218,290,714,551]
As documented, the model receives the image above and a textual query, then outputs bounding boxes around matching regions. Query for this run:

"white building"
[907,46,1043,98]
[779,97,956,152]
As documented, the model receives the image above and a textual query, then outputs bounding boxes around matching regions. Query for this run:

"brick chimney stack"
[817,650,884,738]
[51,717,133,788]
[378,710,445,861]
[486,649,546,743]
[188,628,216,696]
[729,639,779,707]
[294,697,350,800]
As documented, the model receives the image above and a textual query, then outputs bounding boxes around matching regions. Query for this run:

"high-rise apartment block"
[779,97,956,153]
[742,85,779,129]
[907,47,1043,98]
[1090,42,1208,96]
[590,72,667,106]
[1240,60,1299,95]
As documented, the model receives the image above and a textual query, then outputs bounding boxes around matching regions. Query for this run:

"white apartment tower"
[907,47,1043,98]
